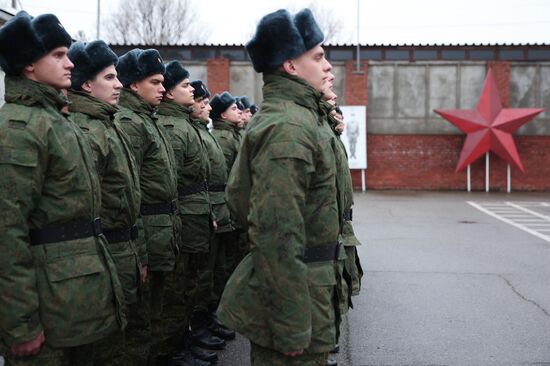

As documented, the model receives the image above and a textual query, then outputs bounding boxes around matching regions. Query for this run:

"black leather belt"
[343,208,353,221]
[303,243,339,263]
[29,218,103,245]
[103,225,139,243]
[178,181,208,196]
[140,200,177,216]
[208,184,226,193]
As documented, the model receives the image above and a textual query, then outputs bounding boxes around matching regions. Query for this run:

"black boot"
[330,344,340,353]
[207,313,236,340]
[181,331,218,364]
[190,312,226,350]
[169,349,211,366]
[191,327,226,350]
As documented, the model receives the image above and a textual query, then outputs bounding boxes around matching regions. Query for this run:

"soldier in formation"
[0,7,362,366]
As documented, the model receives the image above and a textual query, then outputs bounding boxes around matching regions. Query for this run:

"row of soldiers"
[0,6,362,366]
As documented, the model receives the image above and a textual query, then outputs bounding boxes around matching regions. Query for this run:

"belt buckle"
[92,217,103,236]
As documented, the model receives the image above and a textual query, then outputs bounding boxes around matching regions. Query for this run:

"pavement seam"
[497,274,550,317]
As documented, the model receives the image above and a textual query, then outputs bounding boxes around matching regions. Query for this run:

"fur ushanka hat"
[245,8,324,73]
[68,40,118,90]
[116,48,165,87]
[239,96,252,110]
[250,104,258,115]
[163,61,190,92]
[191,80,210,99]
[210,91,237,120]
[0,11,72,75]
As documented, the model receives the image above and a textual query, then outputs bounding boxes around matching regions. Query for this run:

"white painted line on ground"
[505,202,550,221]
[467,201,550,243]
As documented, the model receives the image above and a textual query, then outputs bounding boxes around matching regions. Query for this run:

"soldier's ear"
[282,59,298,76]
[129,82,139,93]
[22,63,35,77]
[81,80,92,93]
[165,89,175,101]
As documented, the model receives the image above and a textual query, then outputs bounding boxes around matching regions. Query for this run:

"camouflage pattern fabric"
[0,76,125,350]
[69,90,142,305]
[211,118,240,175]
[217,72,340,354]
[117,88,179,272]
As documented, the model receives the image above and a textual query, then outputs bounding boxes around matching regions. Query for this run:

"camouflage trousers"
[208,233,227,312]
[162,251,210,353]
[250,343,327,366]
[3,331,123,366]
[124,294,151,366]
[219,230,241,283]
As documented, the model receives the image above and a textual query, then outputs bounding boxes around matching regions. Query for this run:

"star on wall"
[434,69,543,173]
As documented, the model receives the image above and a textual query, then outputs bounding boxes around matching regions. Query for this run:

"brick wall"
[344,60,368,105]
[207,58,230,95]
[351,135,550,191]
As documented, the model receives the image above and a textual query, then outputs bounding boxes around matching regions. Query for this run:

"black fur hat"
[163,61,190,92]
[210,91,236,120]
[68,40,118,90]
[116,48,165,87]
[246,8,324,73]
[191,80,210,99]
[250,104,258,115]
[0,11,72,75]
[240,96,252,110]
[235,97,245,111]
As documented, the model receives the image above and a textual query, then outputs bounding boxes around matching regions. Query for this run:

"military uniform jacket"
[69,91,142,304]
[117,88,179,272]
[217,72,340,354]
[212,118,240,175]
[192,118,233,233]
[322,101,361,247]
[0,77,125,348]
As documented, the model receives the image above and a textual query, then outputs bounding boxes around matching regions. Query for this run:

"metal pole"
[96,0,101,39]
[467,165,471,192]
[361,169,366,192]
[485,152,490,192]
[507,164,511,193]
[356,0,360,72]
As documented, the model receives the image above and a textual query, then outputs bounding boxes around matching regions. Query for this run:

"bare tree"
[290,2,352,44]
[103,0,209,44]
[73,30,88,42]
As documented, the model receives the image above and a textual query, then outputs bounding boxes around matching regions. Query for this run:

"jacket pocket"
[143,213,177,271]
[36,243,116,346]
[307,263,337,352]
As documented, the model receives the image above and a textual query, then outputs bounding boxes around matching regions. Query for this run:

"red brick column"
[207,58,230,95]
[487,61,510,107]
[344,60,368,105]
[344,60,369,189]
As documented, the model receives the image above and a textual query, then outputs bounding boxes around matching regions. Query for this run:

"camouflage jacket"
[0,77,125,348]
[117,88,179,271]
[157,100,211,216]
[321,101,361,247]
[217,72,340,354]
[69,90,142,304]
[212,118,240,175]
[192,118,233,233]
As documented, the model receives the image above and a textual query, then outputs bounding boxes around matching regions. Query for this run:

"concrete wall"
[366,61,550,135]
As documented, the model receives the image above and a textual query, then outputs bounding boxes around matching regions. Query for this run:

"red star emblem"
[434,69,543,173]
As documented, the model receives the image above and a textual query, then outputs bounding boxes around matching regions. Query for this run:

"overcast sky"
[9,0,550,45]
